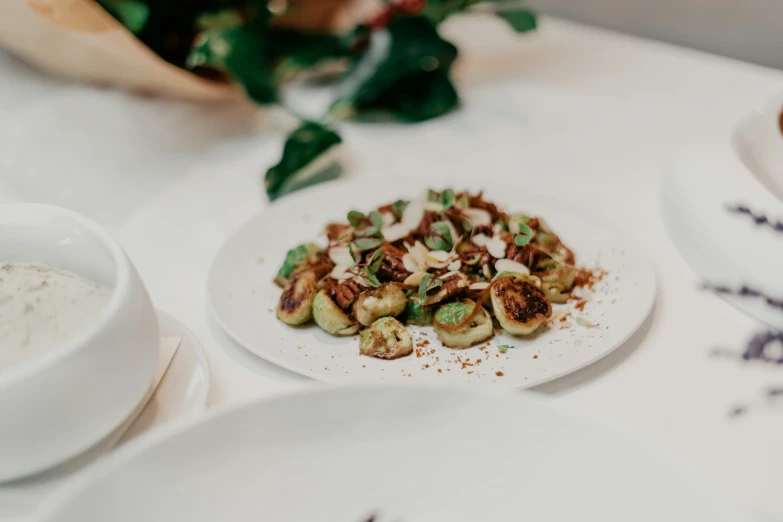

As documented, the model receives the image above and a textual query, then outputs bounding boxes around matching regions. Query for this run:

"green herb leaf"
[187,25,276,104]
[359,268,382,288]
[354,237,384,251]
[369,210,384,229]
[441,188,455,211]
[456,194,470,209]
[418,273,433,302]
[347,211,366,227]
[264,122,342,200]
[331,16,459,122]
[276,243,320,281]
[495,7,538,33]
[368,248,384,273]
[98,0,150,34]
[427,190,441,203]
[425,221,454,251]
[497,344,515,353]
[514,222,532,247]
[391,200,409,219]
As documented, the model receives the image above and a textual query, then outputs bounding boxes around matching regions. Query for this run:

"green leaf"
[391,200,409,219]
[425,221,454,251]
[354,237,384,251]
[264,122,342,200]
[441,188,455,211]
[514,222,532,247]
[368,248,384,274]
[355,226,380,237]
[418,273,433,302]
[276,243,321,281]
[427,190,441,203]
[357,70,459,122]
[347,211,366,227]
[495,7,538,33]
[456,194,470,209]
[187,23,276,104]
[331,16,459,122]
[359,268,382,288]
[98,0,150,34]
[369,210,384,229]
[497,344,515,353]
[268,28,353,83]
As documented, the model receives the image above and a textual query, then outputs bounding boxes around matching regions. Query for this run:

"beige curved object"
[27,0,115,32]
[0,0,239,101]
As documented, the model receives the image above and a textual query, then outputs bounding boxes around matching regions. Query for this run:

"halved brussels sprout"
[540,266,577,304]
[405,300,434,325]
[491,273,552,335]
[352,283,406,326]
[313,290,359,336]
[433,299,493,349]
[275,243,322,287]
[276,271,317,326]
[359,317,413,359]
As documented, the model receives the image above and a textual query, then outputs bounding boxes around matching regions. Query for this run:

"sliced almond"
[330,265,353,280]
[382,223,408,243]
[381,211,396,226]
[425,250,452,268]
[401,199,425,230]
[472,233,490,247]
[495,258,530,275]
[329,246,355,266]
[448,260,462,272]
[470,282,490,290]
[407,241,429,269]
[404,271,428,286]
[402,253,423,273]
[486,236,507,259]
[463,208,492,227]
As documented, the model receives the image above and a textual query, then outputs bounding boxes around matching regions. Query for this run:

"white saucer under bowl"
[0,310,210,521]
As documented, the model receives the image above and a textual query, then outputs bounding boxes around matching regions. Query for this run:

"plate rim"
[207,178,657,388]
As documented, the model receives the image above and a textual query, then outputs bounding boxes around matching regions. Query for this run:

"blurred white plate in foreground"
[208,179,655,389]
[40,387,750,522]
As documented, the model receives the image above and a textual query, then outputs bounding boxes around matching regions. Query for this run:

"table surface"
[0,14,781,519]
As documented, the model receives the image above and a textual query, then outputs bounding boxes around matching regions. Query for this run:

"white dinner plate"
[208,179,656,389]
[39,386,751,522]
[0,310,210,521]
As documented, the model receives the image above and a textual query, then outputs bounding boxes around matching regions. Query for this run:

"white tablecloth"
[1,15,781,518]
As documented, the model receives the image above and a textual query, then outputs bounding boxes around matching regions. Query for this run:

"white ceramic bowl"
[0,204,159,481]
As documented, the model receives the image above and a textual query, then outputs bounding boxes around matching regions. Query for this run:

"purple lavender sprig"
[701,283,783,314]
[726,204,783,234]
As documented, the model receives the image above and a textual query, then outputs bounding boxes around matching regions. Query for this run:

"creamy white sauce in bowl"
[0,261,112,373]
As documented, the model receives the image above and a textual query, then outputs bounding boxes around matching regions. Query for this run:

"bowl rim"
[0,203,130,387]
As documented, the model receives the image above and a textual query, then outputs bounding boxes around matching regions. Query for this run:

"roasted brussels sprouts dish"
[274,189,589,359]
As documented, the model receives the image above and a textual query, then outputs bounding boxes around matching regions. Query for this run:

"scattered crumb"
[533,355,538,359]
[495,371,504,377]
